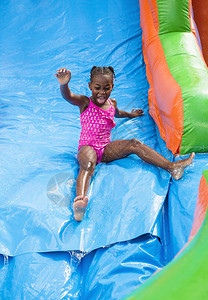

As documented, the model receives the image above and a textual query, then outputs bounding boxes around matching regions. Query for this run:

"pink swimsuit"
[78,97,116,163]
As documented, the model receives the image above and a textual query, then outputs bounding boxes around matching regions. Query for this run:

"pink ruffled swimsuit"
[78,97,116,163]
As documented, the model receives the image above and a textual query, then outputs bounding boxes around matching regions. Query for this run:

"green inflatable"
[126,170,208,299]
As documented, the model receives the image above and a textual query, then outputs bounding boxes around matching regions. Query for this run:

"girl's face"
[89,74,114,106]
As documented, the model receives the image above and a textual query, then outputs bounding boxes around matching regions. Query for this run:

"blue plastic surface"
[0,235,164,299]
[0,0,172,257]
[0,0,204,299]
[168,153,208,258]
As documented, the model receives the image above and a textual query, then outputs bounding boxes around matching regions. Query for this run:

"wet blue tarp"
[0,235,164,299]
[168,153,208,259]
[0,0,171,257]
[0,0,205,299]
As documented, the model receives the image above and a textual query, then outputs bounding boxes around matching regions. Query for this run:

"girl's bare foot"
[73,196,89,221]
[170,152,195,180]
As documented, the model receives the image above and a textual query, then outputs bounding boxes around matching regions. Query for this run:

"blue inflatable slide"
[1,0,207,299]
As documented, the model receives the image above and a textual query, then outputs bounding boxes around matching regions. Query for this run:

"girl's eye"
[95,87,100,90]
[104,87,110,91]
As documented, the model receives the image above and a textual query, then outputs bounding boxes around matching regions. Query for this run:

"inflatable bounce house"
[1,0,208,299]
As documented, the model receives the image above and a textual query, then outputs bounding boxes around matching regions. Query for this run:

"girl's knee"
[130,138,142,147]
[78,148,97,172]
[86,160,96,172]
[79,160,96,176]
[129,139,144,153]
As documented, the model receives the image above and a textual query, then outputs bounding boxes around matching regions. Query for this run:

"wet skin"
[55,68,195,221]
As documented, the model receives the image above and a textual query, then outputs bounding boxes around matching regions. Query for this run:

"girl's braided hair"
[90,66,116,82]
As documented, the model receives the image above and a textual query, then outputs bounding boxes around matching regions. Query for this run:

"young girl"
[55,66,194,222]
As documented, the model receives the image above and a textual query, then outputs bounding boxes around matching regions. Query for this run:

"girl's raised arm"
[55,68,87,107]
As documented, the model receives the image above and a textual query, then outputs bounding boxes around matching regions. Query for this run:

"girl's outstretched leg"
[101,139,194,180]
[74,146,97,221]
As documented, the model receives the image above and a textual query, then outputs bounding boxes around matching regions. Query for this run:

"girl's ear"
[88,82,92,90]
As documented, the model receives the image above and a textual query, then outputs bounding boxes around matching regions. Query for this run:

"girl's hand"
[55,68,71,85]
[129,108,144,118]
